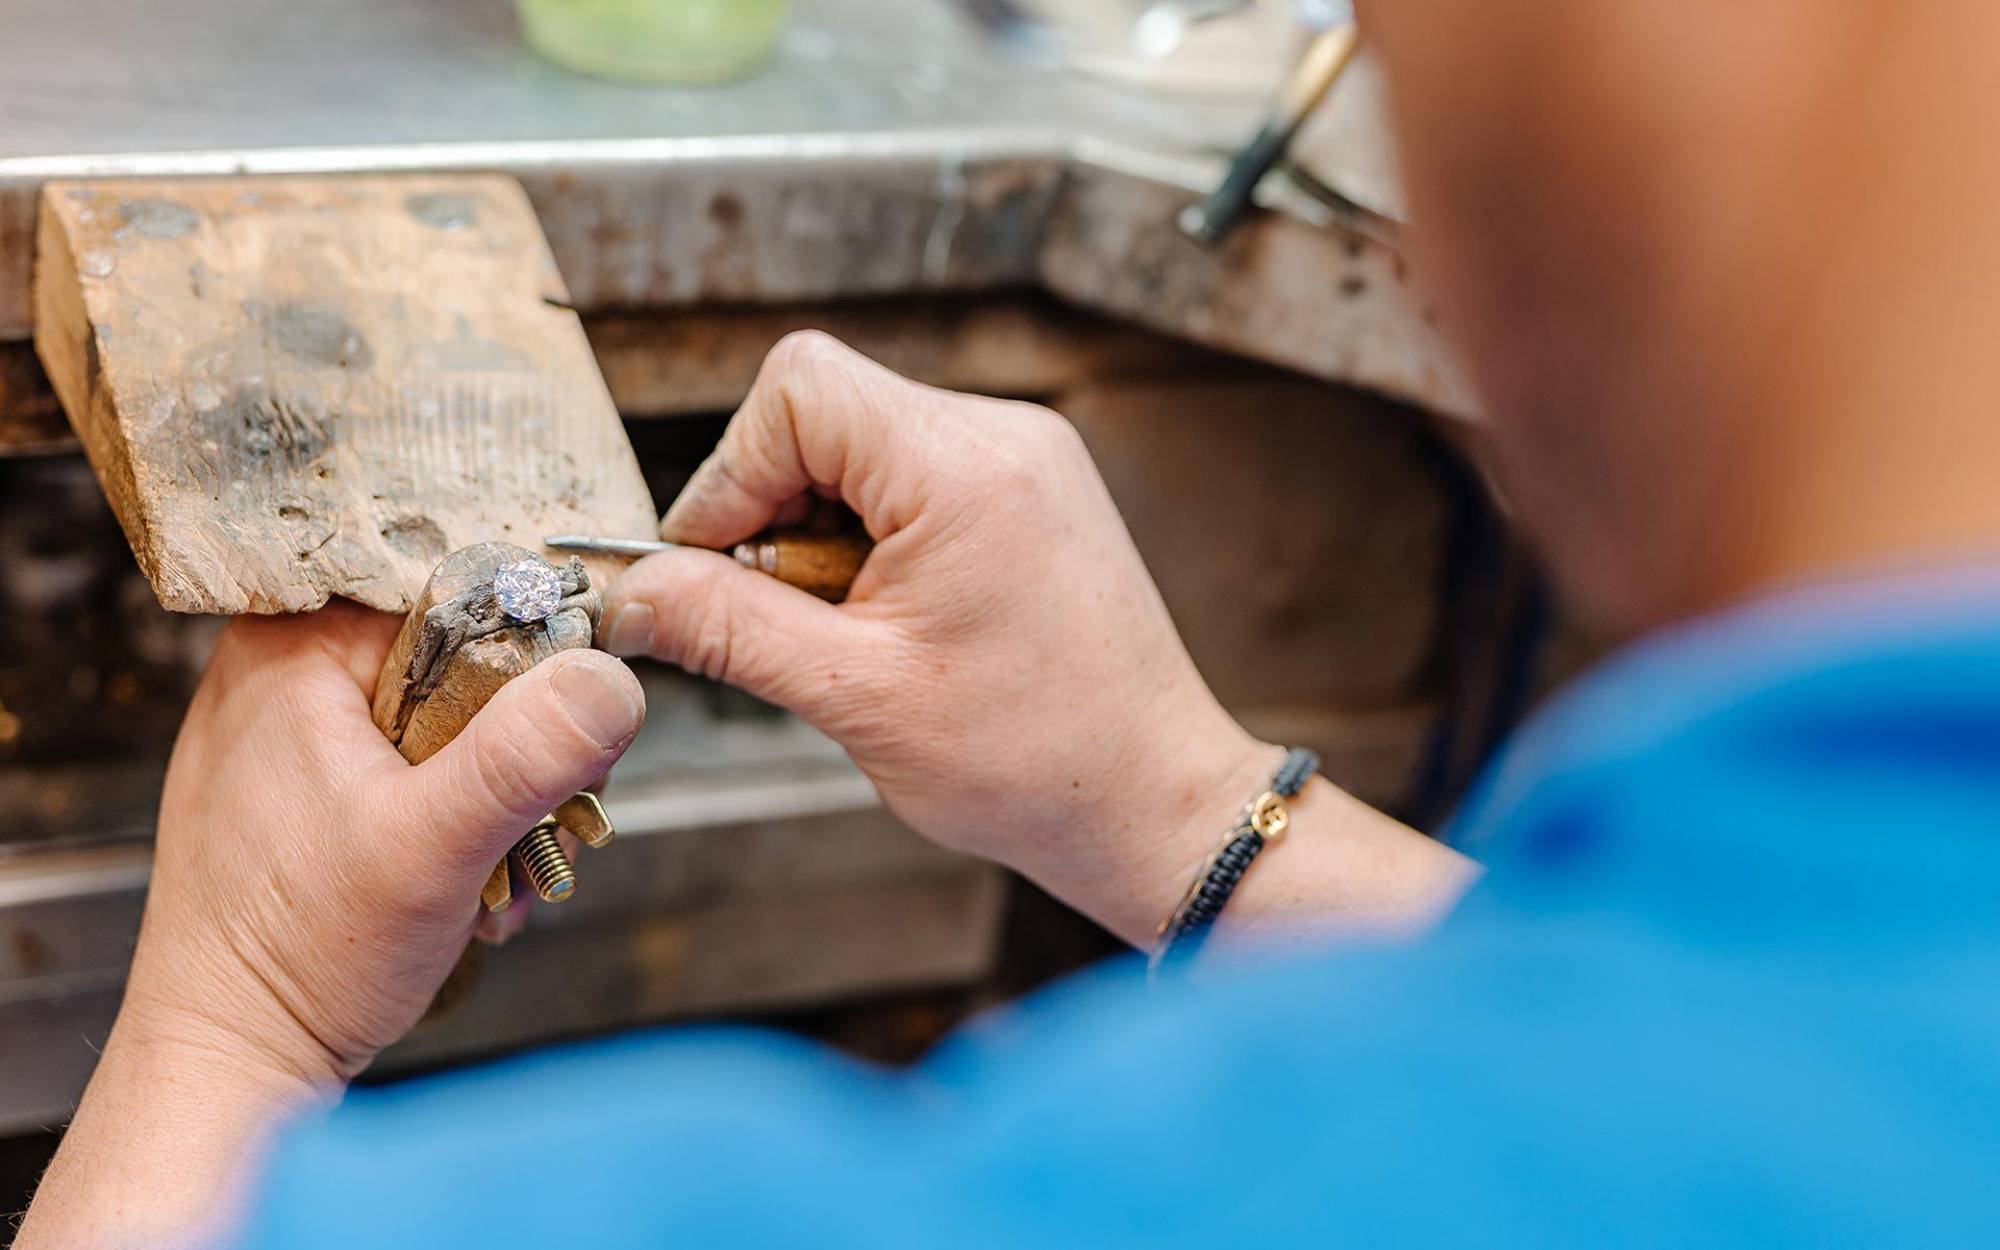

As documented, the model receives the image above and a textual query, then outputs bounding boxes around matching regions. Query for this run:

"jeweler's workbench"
[0,0,1469,448]
[0,0,1516,1137]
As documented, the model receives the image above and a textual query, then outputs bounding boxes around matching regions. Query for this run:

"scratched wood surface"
[33,174,656,614]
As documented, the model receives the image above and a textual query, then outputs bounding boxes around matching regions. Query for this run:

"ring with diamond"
[493,555,565,623]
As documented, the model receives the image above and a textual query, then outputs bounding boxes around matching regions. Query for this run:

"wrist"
[120,926,351,1093]
[102,992,338,1117]
[18,970,338,1250]
[1126,737,1294,948]
[1036,720,1283,948]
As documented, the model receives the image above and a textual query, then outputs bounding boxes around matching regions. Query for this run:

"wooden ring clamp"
[370,542,617,912]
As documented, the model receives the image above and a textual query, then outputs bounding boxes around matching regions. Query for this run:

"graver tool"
[545,529,874,603]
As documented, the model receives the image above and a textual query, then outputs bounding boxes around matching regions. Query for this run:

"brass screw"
[512,820,576,903]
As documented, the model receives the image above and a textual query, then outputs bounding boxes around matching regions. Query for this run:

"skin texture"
[599,332,1474,947]
[32,3,2000,1244]
[14,358,1468,1250]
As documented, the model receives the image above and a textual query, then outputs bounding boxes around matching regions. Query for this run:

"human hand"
[14,604,644,1247]
[123,602,645,1086]
[601,333,1273,944]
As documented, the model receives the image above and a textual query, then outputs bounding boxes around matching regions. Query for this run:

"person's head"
[1359,3,2000,634]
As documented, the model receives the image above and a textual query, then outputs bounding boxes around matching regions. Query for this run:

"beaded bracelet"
[1148,747,1320,977]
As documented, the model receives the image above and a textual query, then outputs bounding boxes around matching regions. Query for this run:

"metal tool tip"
[544,534,678,558]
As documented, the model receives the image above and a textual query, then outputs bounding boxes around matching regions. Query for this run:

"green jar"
[516,0,792,85]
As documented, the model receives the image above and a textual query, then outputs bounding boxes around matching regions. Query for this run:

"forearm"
[17,994,334,1249]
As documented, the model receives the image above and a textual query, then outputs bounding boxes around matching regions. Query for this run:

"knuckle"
[1043,410,1090,456]
[980,432,1047,494]
[673,572,743,684]
[764,331,899,423]
[765,328,844,376]
[1014,402,1086,454]
[760,331,851,411]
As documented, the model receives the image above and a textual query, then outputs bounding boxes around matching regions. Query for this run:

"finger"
[471,857,534,947]
[209,600,404,699]
[472,901,524,946]
[660,330,940,548]
[767,494,814,530]
[601,546,882,724]
[471,857,535,946]
[385,650,644,888]
[316,599,405,694]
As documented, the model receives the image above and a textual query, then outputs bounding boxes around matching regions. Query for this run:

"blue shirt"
[241,572,2000,1246]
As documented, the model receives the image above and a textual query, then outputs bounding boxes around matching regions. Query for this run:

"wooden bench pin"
[32,173,661,911]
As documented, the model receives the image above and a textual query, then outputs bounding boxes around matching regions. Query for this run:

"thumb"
[601,546,882,726]
[388,649,645,885]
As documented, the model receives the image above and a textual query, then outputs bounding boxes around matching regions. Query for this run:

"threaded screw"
[512,820,576,902]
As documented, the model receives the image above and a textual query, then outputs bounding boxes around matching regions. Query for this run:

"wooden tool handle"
[732,530,874,603]
[371,542,601,912]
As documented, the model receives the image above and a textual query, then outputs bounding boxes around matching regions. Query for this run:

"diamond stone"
[493,557,563,623]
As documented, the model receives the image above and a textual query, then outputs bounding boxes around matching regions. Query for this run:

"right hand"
[602,332,1276,944]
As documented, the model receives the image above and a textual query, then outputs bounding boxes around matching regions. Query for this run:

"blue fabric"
[239,570,2000,1246]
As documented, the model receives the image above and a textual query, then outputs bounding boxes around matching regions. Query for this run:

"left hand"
[20,603,646,1247]
[123,601,646,1085]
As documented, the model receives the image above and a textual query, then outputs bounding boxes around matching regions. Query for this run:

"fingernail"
[602,602,656,658]
[552,658,641,749]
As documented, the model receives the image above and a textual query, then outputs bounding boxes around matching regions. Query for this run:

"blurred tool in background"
[518,0,1366,242]
[1179,11,1358,243]
[954,1,1364,242]
[958,0,1300,79]
[516,0,793,83]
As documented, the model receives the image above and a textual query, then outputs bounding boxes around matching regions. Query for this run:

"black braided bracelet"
[1149,747,1320,977]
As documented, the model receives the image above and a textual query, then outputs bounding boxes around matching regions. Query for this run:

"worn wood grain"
[33,174,656,614]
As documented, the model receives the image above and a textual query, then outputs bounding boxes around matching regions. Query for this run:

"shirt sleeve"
[233,798,1986,1250]
[235,936,1507,1249]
